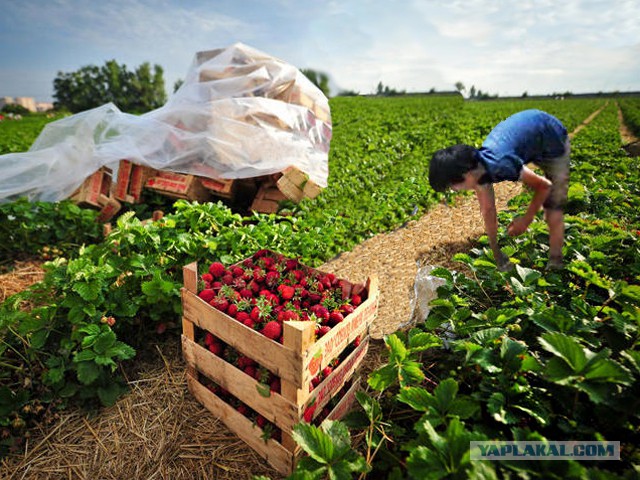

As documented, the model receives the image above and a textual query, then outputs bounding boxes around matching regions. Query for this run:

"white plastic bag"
[400,265,447,330]
[0,43,332,203]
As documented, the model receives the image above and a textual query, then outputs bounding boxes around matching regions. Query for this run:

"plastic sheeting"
[0,43,332,203]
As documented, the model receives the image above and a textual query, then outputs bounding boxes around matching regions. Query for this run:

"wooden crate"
[114,160,157,203]
[276,166,323,202]
[145,171,212,202]
[199,177,237,199]
[250,181,289,214]
[69,168,122,222]
[70,167,113,208]
[181,255,379,475]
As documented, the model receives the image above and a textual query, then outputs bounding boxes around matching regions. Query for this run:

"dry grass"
[0,260,45,303]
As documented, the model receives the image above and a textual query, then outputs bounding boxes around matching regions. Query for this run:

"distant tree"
[374,81,404,96]
[53,60,167,113]
[300,69,331,97]
[429,87,436,93]
[469,85,477,99]
[522,91,528,98]
[337,89,359,96]
[173,79,184,93]
[454,81,465,94]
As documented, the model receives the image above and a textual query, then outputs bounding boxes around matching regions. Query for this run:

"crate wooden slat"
[181,253,379,475]
[186,374,294,474]
[200,177,237,199]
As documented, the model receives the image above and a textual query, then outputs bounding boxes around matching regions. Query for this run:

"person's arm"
[475,184,511,270]
[507,167,552,236]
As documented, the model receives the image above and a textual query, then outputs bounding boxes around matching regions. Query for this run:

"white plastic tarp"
[0,43,332,202]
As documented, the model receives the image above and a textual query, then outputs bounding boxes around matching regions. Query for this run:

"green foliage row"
[0,199,102,265]
[0,114,66,155]
[619,98,640,138]
[287,101,640,478]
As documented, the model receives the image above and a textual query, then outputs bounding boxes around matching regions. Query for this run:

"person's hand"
[496,250,514,272]
[507,216,530,236]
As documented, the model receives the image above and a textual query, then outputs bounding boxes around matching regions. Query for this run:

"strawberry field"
[1,96,639,478]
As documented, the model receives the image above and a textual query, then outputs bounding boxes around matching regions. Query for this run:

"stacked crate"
[181,253,379,475]
[69,167,122,222]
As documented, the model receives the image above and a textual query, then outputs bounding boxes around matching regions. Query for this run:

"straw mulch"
[0,106,612,479]
[0,261,45,303]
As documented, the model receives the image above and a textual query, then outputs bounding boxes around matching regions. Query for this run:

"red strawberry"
[285,259,299,271]
[311,305,330,322]
[265,271,280,287]
[316,325,331,338]
[303,404,316,423]
[311,375,321,387]
[243,317,256,329]
[208,342,224,356]
[282,310,300,322]
[156,322,167,334]
[201,273,213,283]
[236,311,250,323]
[210,297,229,312]
[261,321,282,341]
[329,311,344,326]
[308,293,322,304]
[354,336,361,347]
[227,304,239,317]
[322,366,333,377]
[351,294,362,306]
[248,280,261,293]
[239,288,253,299]
[221,273,234,285]
[198,289,216,303]
[211,281,223,291]
[242,258,255,268]
[208,262,226,278]
[253,249,269,259]
[237,404,249,416]
[244,365,257,379]
[256,415,267,428]
[340,304,355,315]
[270,378,281,393]
[237,356,255,369]
[231,266,244,277]
[204,332,216,346]
[277,284,295,300]
[253,268,265,283]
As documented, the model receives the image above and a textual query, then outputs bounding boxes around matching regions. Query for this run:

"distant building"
[0,96,52,112]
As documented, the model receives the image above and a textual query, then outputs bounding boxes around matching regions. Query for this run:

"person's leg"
[545,209,564,268]
[541,139,570,269]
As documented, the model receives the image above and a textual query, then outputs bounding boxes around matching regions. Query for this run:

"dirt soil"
[0,104,618,479]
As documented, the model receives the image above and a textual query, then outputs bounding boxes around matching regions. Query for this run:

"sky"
[1,0,639,103]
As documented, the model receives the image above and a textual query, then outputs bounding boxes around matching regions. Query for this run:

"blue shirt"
[476,109,568,183]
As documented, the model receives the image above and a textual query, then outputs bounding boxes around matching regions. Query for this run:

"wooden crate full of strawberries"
[181,250,379,475]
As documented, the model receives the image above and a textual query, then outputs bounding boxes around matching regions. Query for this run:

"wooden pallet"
[181,255,379,475]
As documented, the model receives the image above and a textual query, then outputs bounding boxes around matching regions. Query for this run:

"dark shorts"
[535,138,570,210]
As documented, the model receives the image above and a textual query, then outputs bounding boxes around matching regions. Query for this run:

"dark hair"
[429,144,479,192]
